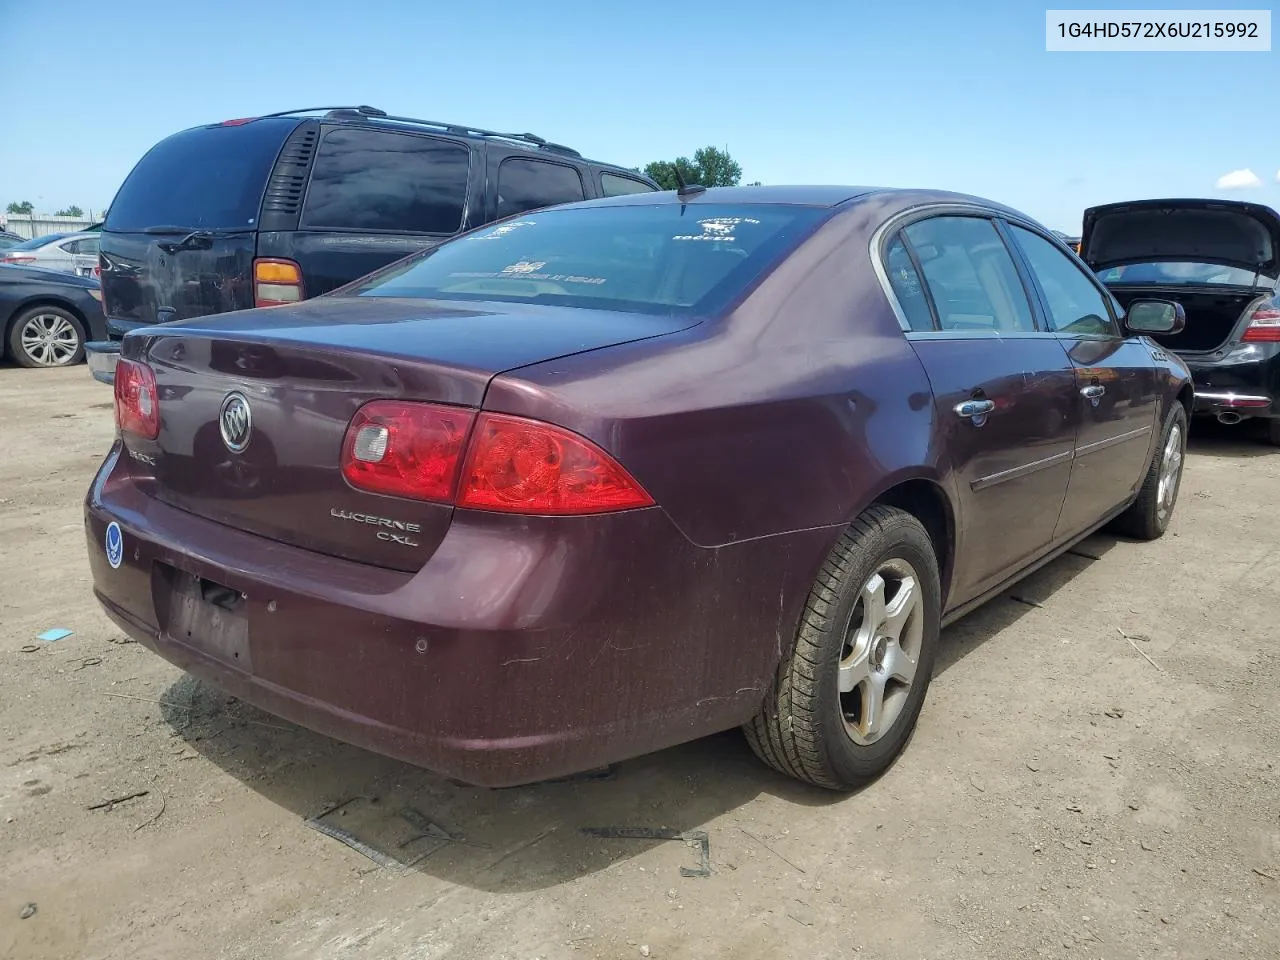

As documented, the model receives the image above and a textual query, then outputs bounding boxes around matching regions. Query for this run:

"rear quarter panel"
[483,199,947,549]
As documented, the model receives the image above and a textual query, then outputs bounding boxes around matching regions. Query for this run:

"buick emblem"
[219,391,253,453]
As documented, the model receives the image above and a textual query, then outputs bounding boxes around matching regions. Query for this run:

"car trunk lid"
[122,297,695,572]
[1106,285,1267,354]
[1081,198,1280,274]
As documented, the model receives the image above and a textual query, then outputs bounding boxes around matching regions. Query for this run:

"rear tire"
[1111,403,1187,540]
[6,306,86,368]
[744,506,941,790]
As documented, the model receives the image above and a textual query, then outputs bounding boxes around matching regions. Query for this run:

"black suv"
[86,105,658,382]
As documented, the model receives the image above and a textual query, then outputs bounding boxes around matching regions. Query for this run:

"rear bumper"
[1185,345,1280,419]
[85,340,120,385]
[85,445,830,787]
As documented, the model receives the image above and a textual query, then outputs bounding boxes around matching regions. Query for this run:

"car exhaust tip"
[1216,411,1244,425]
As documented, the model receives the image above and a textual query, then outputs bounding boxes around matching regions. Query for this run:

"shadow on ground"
[1187,416,1277,459]
[159,432,1270,894]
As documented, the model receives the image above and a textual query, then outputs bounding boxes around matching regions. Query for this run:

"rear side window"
[903,216,1035,333]
[1010,226,1117,336]
[105,120,295,232]
[601,172,656,197]
[884,236,935,331]
[302,128,470,234]
[496,159,586,218]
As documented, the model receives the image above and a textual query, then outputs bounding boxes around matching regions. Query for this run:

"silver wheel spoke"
[860,574,887,630]
[838,648,872,694]
[882,575,919,641]
[861,677,886,738]
[885,643,917,684]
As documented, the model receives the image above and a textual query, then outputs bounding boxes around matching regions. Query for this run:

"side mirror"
[1125,299,1185,336]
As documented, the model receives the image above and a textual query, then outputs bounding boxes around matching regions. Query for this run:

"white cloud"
[1275,168,1280,183]
[1215,168,1262,189]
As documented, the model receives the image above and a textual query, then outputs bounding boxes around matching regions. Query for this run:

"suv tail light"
[114,359,159,440]
[254,258,304,307]
[1242,301,1280,343]
[340,401,653,515]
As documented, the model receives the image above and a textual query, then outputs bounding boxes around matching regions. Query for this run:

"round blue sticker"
[105,521,124,570]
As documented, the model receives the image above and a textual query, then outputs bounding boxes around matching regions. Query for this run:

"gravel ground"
[2,366,1278,960]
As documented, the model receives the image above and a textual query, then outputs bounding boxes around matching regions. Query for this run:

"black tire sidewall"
[814,517,942,783]
[8,306,86,368]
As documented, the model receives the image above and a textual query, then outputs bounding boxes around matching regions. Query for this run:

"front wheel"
[1111,403,1187,540]
[745,505,942,790]
[7,306,86,368]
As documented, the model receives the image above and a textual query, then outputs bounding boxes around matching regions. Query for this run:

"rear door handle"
[954,399,996,419]
[1081,385,1105,399]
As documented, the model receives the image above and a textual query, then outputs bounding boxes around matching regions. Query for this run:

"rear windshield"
[104,119,295,233]
[8,234,65,250]
[348,203,826,315]
[1098,262,1263,286]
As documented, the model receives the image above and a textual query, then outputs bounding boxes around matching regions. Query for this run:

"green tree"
[55,205,84,218]
[6,200,34,215]
[643,146,744,190]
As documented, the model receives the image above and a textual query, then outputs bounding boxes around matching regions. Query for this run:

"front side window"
[301,128,470,234]
[348,203,826,316]
[1011,225,1117,336]
[496,159,586,218]
[902,216,1035,333]
[601,172,656,197]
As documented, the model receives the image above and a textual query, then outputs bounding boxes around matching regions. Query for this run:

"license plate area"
[152,563,252,670]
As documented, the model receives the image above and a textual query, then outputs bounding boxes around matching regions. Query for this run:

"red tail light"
[3,256,36,264]
[339,401,653,515]
[1242,302,1280,343]
[341,401,474,501]
[114,360,159,440]
[458,413,654,514]
[254,258,304,307]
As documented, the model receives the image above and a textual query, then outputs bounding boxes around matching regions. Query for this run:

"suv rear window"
[105,119,296,232]
[301,127,470,234]
[349,203,826,316]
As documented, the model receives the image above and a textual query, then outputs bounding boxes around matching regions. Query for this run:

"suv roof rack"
[254,105,583,158]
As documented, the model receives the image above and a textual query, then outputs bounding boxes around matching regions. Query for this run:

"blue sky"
[1,0,1276,232]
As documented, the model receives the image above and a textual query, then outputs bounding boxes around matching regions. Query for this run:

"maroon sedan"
[87,187,1192,790]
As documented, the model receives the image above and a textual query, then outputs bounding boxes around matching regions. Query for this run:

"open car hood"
[1081,199,1280,275]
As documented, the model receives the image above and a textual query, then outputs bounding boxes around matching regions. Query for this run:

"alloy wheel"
[19,313,80,366]
[838,558,925,745]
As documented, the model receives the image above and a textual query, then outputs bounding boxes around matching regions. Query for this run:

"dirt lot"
[2,366,1278,960]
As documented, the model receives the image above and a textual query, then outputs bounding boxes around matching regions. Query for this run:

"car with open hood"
[86,186,1192,790]
[1082,198,1280,444]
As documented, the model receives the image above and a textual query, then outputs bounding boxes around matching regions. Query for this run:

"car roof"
[213,107,651,179]
[553,185,1040,222]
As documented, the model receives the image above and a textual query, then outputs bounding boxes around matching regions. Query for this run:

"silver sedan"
[1,232,100,277]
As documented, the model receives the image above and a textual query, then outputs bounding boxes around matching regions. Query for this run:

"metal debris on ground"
[87,790,149,812]
[19,644,40,653]
[579,826,711,877]
[105,636,138,645]
[72,656,103,671]
[19,903,37,920]
[304,797,467,870]
[134,793,167,832]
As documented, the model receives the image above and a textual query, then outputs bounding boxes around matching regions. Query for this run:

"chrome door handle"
[1080,385,1105,399]
[954,399,996,419]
